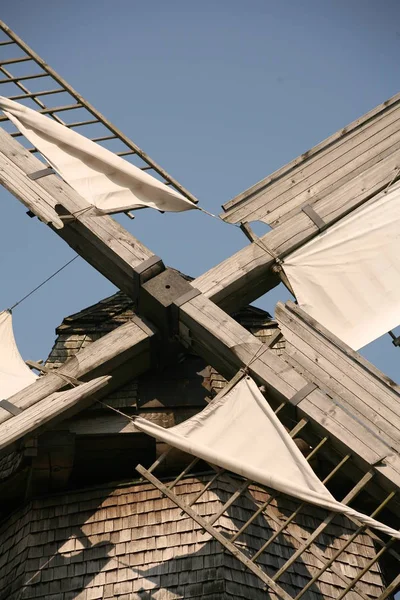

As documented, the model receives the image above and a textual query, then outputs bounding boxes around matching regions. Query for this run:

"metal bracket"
[28,167,56,180]
[301,204,326,232]
[388,330,400,347]
[289,382,318,407]
[0,399,23,416]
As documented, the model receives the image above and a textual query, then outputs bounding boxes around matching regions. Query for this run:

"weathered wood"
[0,128,159,298]
[276,302,400,452]
[176,293,400,491]
[0,376,111,452]
[221,91,400,226]
[196,148,400,311]
[0,317,155,427]
[282,301,400,394]
[136,464,294,600]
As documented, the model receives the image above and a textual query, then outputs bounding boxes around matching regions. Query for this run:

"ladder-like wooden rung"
[0,104,82,122]
[91,134,118,143]
[116,150,137,157]
[9,88,65,100]
[0,56,32,66]
[66,118,99,129]
[0,73,49,84]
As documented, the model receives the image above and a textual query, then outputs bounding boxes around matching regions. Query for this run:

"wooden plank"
[226,116,400,226]
[283,301,400,394]
[0,376,111,452]
[221,92,400,225]
[275,305,400,452]
[136,464,294,600]
[0,317,156,427]
[176,294,400,491]
[196,154,400,311]
[0,128,158,298]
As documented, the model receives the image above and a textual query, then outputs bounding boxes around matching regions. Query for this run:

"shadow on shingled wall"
[0,479,354,600]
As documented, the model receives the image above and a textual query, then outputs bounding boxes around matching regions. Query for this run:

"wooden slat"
[0,317,155,427]
[176,293,400,492]
[276,303,400,452]
[0,128,158,297]
[196,154,400,311]
[0,376,111,452]
[0,19,197,204]
[137,464,294,600]
[221,91,400,226]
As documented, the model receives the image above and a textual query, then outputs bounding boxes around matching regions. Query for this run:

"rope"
[196,205,242,229]
[9,254,79,311]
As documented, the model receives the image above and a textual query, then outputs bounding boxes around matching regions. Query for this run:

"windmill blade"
[0,20,197,206]
[220,92,400,227]
[0,315,156,453]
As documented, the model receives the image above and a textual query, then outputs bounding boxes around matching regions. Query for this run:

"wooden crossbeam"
[221,91,400,227]
[2,96,400,505]
[0,128,159,298]
[137,464,293,600]
[195,148,400,311]
[0,317,155,439]
[0,376,111,452]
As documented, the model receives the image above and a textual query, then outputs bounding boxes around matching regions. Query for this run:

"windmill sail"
[282,181,400,350]
[0,310,37,399]
[0,97,196,215]
[134,375,400,540]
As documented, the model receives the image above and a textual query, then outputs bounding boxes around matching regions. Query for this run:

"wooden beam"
[0,317,156,427]
[0,128,161,298]
[137,464,293,600]
[0,376,111,453]
[175,293,400,492]
[221,91,400,226]
[195,149,400,311]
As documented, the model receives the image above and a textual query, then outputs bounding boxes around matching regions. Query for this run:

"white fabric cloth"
[282,183,400,350]
[134,376,400,539]
[0,310,37,399]
[0,96,196,214]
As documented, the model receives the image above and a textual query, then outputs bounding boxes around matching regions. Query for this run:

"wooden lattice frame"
[0,19,400,599]
[135,406,399,600]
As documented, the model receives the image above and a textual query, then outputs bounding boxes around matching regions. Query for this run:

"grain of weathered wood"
[137,465,294,600]
[0,128,157,298]
[283,301,400,393]
[176,294,400,491]
[196,149,400,311]
[276,304,400,452]
[0,376,111,452]
[0,317,155,427]
[221,91,400,226]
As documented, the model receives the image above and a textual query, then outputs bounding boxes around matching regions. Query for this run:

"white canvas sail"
[0,310,37,399]
[0,96,196,214]
[282,182,400,350]
[134,375,400,539]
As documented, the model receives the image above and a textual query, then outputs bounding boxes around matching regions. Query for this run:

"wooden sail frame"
[0,21,198,205]
[135,412,399,600]
[1,20,400,597]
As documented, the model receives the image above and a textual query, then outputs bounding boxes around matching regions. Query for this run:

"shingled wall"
[0,475,384,600]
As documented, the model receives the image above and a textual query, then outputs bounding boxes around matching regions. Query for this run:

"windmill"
[0,18,400,600]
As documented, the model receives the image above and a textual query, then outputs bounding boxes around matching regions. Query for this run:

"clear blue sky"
[1,0,400,381]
